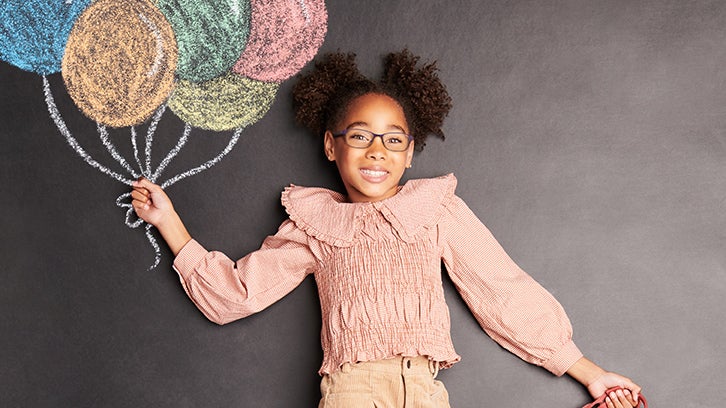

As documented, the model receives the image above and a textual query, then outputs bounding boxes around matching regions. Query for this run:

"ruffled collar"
[281,174,457,246]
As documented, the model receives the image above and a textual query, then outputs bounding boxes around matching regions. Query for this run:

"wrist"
[155,209,182,230]
[567,357,606,387]
[155,210,192,256]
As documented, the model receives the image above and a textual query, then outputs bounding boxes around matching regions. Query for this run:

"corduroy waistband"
[340,356,440,378]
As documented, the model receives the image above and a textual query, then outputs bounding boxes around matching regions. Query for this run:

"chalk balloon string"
[43,75,242,269]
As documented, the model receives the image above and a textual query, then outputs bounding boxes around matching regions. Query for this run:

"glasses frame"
[332,128,414,152]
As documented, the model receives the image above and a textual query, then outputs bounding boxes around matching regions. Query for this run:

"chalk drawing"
[233,0,328,82]
[43,76,243,269]
[3,0,328,269]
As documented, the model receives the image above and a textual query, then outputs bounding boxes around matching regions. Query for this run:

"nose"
[366,136,387,160]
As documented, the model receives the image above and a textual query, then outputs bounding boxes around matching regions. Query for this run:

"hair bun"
[293,52,368,135]
[382,49,452,148]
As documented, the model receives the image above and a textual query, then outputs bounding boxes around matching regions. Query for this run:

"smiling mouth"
[360,169,388,178]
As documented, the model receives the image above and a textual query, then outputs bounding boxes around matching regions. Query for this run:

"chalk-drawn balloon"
[156,0,251,82]
[168,72,279,132]
[61,0,178,128]
[233,0,327,82]
[0,0,92,75]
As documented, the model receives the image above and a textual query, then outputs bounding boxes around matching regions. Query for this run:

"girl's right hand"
[131,178,193,256]
[131,178,175,228]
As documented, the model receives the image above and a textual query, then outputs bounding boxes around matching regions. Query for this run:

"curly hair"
[292,49,452,151]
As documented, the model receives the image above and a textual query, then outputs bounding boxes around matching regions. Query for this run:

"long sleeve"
[172,219,319,325]
[439,196,583,376]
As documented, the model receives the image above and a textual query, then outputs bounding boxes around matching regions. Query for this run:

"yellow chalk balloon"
[168,72,279,131]
[62,0,177,127]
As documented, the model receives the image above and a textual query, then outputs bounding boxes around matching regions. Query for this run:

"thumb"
[133,177,162,193]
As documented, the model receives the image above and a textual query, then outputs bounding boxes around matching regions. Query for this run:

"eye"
[384,134,406,144]
[347,130,371,142]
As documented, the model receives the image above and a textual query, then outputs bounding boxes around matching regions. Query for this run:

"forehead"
[340,93,408,130]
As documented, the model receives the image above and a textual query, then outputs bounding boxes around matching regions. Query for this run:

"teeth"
[361,169,387,177]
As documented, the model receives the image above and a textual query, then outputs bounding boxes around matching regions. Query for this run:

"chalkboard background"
[2,0,725,407]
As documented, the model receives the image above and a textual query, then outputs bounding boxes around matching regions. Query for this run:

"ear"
[405,141,414,168]
[323,131,336,161]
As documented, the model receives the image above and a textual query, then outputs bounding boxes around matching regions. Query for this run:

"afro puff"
[292,49,452,150]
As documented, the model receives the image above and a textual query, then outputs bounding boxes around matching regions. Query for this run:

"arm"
[131,178,318,324]
[440,196,582,375]
[440,196,641,405]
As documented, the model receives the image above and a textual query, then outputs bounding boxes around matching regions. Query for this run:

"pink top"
[173,174,583,376]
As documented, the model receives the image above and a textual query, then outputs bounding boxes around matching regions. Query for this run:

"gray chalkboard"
[2,0,724,407]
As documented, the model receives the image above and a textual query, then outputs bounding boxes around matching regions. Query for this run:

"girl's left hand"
[587,371,641,407]
[567,357,642,406]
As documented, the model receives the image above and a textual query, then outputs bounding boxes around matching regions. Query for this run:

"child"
[132,50,642,407]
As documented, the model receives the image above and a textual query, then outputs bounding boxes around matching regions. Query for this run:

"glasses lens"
[344,129,373,148]
[382,133,410,151]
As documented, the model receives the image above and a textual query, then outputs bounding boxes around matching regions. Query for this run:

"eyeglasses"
[332,128,413,152]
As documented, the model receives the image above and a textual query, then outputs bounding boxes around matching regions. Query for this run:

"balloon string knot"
[116,192,161,270]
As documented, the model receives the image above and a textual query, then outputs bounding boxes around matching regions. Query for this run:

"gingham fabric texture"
[172,174,583,376]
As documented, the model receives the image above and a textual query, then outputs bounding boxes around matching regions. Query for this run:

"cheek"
[334,149,360,172]
[397,152,412,169]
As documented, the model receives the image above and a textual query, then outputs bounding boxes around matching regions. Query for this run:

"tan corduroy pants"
[318,356,451,408]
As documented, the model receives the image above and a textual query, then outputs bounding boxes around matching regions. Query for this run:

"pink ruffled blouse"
[172,174,583,376]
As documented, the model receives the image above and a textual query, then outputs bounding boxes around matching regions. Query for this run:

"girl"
[132,50,642,407]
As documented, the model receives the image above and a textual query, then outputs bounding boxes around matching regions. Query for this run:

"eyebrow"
[344,121,408,133]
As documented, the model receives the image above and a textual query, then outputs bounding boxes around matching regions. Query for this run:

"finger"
[131,192,151,210]
[623,389,637,406]
[624,382,641,403]
[132,199,149,212]
[608,391,624,408]
[131,188,150,199]
[131,189,150,203]
[617,389,633,408]
[608,391,623,408]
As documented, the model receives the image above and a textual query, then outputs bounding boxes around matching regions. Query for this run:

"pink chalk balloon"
[232,0,327,83]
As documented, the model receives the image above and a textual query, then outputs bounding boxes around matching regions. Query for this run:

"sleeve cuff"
[543,340,584,377]
[172,239,208,282]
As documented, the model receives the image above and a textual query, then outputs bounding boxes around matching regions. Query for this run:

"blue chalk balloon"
[0,0,92,74]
